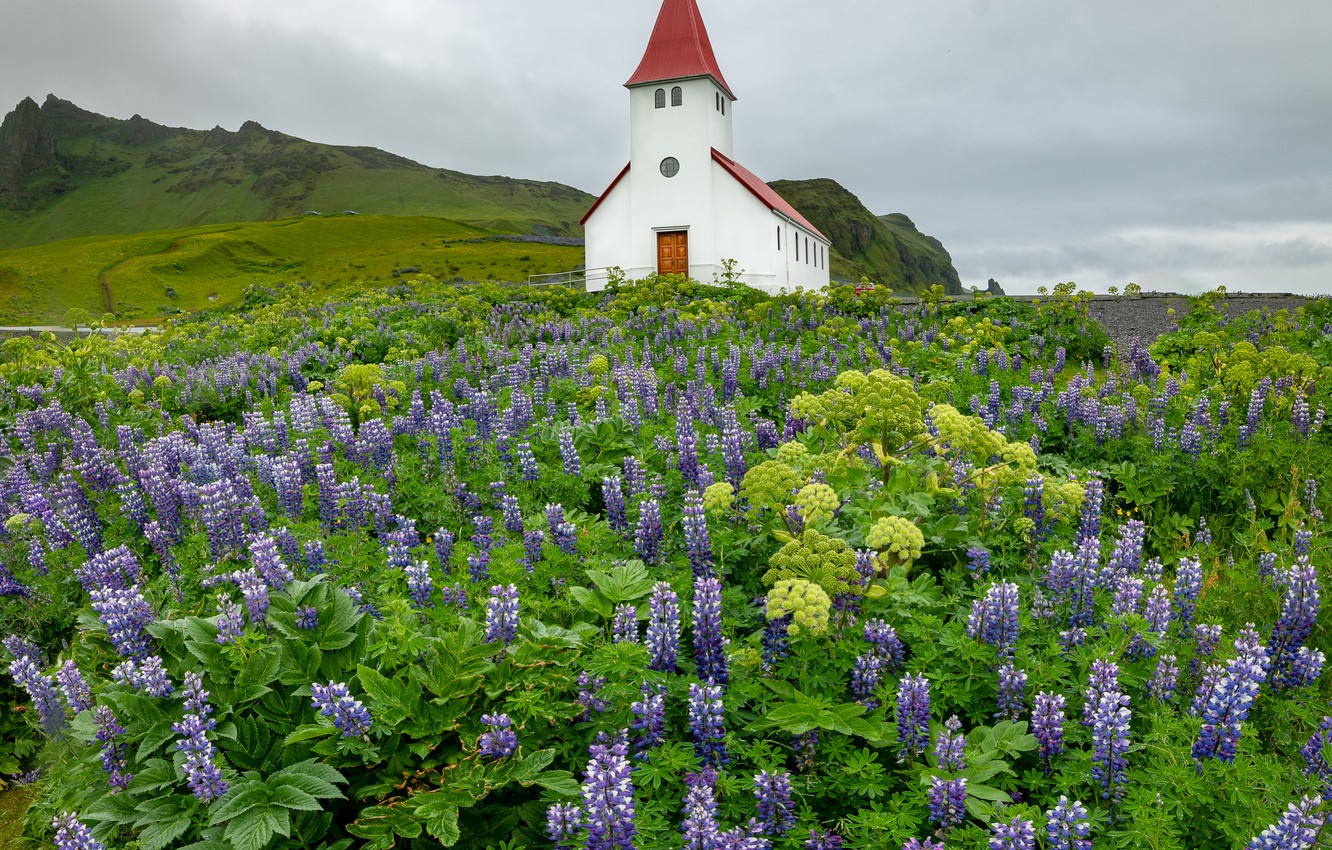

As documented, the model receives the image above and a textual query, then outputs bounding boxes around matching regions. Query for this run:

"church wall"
[583,176,633,292]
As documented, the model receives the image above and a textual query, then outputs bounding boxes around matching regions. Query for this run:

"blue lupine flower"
[612,603,639,644]
[805,828,844,850]
[864,619,905,670]
[932,715,967,772]
[1193,625,1270,765]
[485,584,520,647]
[967,545,992,574]
[478,713,518,759]
[646,582,681,672]
[693,576,729,686]
[1269,558,1320,688]
[433,529,455,568]
[683,489,714,577]
[547,802,583,850]
[1045,797,1092,850]
[989,815,1036,850]
[1245,795,1324,850]
[635,499,664,566]
[996,664,1028,721]
[630,681,666,758]
[52,813,106,850]
[1033,691,1066,773]
[603,477,629,535]
[522,529,545,571]
[295,605,319,630]
[681,768,721,850]
[93,706,132,791]
[577,671,609,721]
[754,770,795,836]
[896,674,931,762]
[405,561,434,610]
[174,672,228,801]
[581,732,637,850]
[1172,558,1203,637]
[689,682,729,766]
[1150,653,1179,703]
[851,653,884,709]
[1087,667,1131,801]
[56,660,92,713]
[111,655,174,698]
[558,429,581,476]
[903,839,945,850]
[310,681,373,739]
[967,581,1020,658]
[928,776,967,830]
[89,585,154,659]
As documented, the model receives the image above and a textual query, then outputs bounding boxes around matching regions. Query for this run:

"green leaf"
[357,664,419,727]
[966,782,1014,802]
[414,794,462,846]
[567,585,613,619]
[534,770,582,797]
[209,782,270,825]
[225,805,290,850]
[137,815,192,850]
[283,724,336,747]
[270,784,323,812]
[270,760,347,800]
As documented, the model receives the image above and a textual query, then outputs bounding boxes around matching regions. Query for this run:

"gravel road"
[1086,293,1315,356]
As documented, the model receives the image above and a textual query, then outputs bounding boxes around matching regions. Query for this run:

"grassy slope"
[768,178,962,294]
[0,99,593,250]
[0,786,32,849]
[0,215,584,323]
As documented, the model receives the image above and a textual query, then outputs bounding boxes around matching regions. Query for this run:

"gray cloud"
[3,0,1331,294]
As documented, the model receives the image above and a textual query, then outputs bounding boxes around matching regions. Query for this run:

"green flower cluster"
[740,460,802,512]
[788,369,926,454]
[776,440,810,469]
[1044,478,1087,521]
[702,482,735,516]
[866,516,924,566]
[587,354,610,376]
[765,578,832,636]
[930,403,1039,487]
[794,483,840,525]
[764,529,862,598]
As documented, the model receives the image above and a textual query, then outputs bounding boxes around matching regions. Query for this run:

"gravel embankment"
[1086,293,1314,355]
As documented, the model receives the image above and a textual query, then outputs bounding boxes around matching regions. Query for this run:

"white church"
[582,0,831,294]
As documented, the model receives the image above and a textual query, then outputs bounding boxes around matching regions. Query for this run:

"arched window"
[671,86,683,107]
[655,89,666,109]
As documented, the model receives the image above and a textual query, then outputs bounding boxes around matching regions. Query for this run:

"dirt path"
[96,224,245,314]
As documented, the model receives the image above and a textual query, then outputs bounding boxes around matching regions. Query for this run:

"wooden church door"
[657,231,688,276]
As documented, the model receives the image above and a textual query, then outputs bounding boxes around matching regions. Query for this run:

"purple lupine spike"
[996,663,1028,721]
[558,430,582,476]
[933,715,967,772]
[1191,623,1224,675]
[634,499,664,566]
[1082,659,1120,726]
[903,839,945,850]
[682,489,714,577]
[295,605,319,630]
[478,713,518,759]
[89,584,154,659]
[310,681,372,739]
[433,529,455,568]
[646,582,681,672]
[611,603,639,644]
[630,681,666,758]
[967,545,992,574]
[681,768,720,850]
[692,576,730,686]
[1088,667,1131,802]
[1269,557,1320,688]
[805,830,843,850]
[896,674,931,762]
[93,706,132,791]
[688,683,729,766]
[522,528,545,571]
[500,494,524,535]
[547,802,583,850]
[1300,715,1332,794]
[8,655,65,735]
[1193,625,1270,765]
[485,584,520,647]
[232,568,270,625]
[989,815,1036,850]
[1045,797,1092,850]
[1244,795,1324,850]
[110,655,174,698]
[863,619,905,670]
[406,561,434,609]
[1172,557,1203,637]
[581,732,637,850]
[851,653,884,709]
[603,477,629,535]
[52,813,106,850]
[754,770,795,836]
[967,581,1020,658]
[174,672,228,801]
[577,672,609,721]
[56,660,92,713]
[1287,647,1325,689]
[1032,691,1066,774]
[216,594,246,644]
[928,775,968,831]
[1150,653,1179,703]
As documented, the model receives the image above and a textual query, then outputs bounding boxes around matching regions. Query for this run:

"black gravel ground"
[1086,294,1314,356]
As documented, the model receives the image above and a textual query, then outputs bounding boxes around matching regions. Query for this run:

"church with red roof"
[582,0,831,293]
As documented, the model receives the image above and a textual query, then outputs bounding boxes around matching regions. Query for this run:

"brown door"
[657,231,689,276]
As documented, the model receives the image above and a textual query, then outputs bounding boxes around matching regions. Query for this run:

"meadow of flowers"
[0,275,1330,850]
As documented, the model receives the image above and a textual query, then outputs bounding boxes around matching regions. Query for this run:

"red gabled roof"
[580,162,631,225]
[625,0,736,99]
[711,149,827,239]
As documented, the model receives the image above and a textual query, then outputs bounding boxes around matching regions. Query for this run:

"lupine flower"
[967,581,1020,658]
[1287,647,1325,689]
[522,529,545,571]
[174,672,228,801]
[805,829,844,850]
[1300,714,1332,795]
[1193,626,1270,765]
[967,545,992,574]
[989,815,1036,850]
[851,653,884,709]
[52,813,106,850]
[903,839,945,850]
[7,652,64,736]
[558,430,581,476]
[634,499,664,566]
[933,715,967,772]
[433,529,455,568]
[296,605,319,630]
[689,682,729,766]
[577,672,609,720]
[500,494,524,535]
[1088,672,1131,802]
[682,769,721,850]
[89,584,154,659]
[646,582,681,672]
[1172,558,1203,637]
[603,477,629,535]
[1033,691,1066,772]
[1269,558,1320,688]
[929,776,968,830]
[1150,653,1179,703]
[93,706,132,791]
[693,576,730,686]
[478,713,518,759]
[111,655,174,697]
[1245,795,1324,850]
[682,489,714,577]
[233,568,270,625]
[996,664,1028,721]
[612,603,639,644]
[581,732,637,850]
[630,681,666,757]
[56,660,93,713]
[216,593,246,644]
[310,681,373,739]
[864,619,905,670]
[547,802,583,850]
[405,561,434,610]
[754,770,795,836]
[896,674,931,762]
[1045,797,1092,850]
[485,584,520,647]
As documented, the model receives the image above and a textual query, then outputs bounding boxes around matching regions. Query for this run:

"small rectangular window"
[777,225,781,250]
[721,98,725,115]
[795,235,799,261]
[805,237,810,263]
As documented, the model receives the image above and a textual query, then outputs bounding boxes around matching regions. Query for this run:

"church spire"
[624,0,735,99]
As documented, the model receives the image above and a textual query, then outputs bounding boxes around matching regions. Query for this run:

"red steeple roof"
[625,0,735,99]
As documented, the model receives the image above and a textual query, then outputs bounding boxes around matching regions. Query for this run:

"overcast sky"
[3,0,1331,295]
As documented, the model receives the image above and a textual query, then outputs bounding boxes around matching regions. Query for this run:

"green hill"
[768,178,962,294]
[0,215,584,324]
[0,95,594,249]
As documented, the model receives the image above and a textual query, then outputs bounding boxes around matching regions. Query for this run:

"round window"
[660,157,680,178]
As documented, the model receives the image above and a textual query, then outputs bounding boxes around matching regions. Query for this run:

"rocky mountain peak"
[0,95,62,198]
